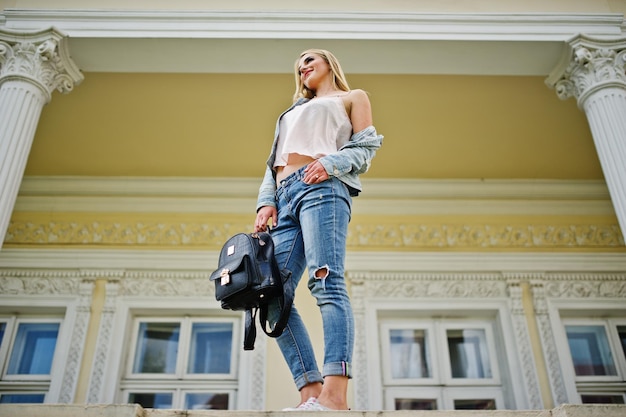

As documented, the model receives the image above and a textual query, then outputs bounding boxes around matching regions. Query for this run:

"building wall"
[1,0,625,412]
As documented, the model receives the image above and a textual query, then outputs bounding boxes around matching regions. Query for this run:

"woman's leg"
[269,177,324,394]
[297,177,353,410]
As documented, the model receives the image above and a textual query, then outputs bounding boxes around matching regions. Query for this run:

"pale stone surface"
[0,404,143,417]
[0,404,624,417]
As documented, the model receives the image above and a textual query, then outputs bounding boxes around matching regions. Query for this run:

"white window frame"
[380,319,501,387]
[440,321,501,386]
[2,318,64,382]
[366,298,526,411]
[125,316,239,381]
[549,299,626,404]
[384,386,441,410]
[0,293,79,404]
[120,388,237,410]
[383,386,505,410]
[100,296,257,410]
[379,321,437,386]
[562,319,623,383]
[442,387,505,410]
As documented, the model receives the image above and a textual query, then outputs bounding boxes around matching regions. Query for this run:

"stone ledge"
[0,404,624,417]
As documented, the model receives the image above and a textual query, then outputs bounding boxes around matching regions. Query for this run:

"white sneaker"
[282,397,332,411]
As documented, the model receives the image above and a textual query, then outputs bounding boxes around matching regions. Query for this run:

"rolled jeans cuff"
[323,361,352,379]
[294,370,324,391]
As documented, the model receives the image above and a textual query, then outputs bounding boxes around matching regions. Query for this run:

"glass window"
[389,329,430,379]
[581,394,625,404]
[128,392,173,409]
[121,316,239,410]
[0,394,46,404]
[381,319,503,410]
[395,398,437,410]
[0,322,6,346]
[132,322,180,374]
[454,398,496,410]
[187,322,233,374]
[565,325,617,377]
[185,392,229,410]
[617,326,626,358]
[7,322,59,375]
[447,329,492,379]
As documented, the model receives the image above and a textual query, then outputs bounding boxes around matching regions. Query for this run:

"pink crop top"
[274,96,352,168]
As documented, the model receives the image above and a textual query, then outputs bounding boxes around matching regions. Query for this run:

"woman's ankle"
[299,382,323,403]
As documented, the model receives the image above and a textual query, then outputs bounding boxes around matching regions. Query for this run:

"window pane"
[395,398,437,410]
[566,325,617,376]
[0,322,6,346]
[188,322,233,374]
[0,394,45,404]
[185,393,229,410]
[454,399,496,410]
[581,394,625,404]
[447,329,492,379]
[389,329,430,378]
[618,326,626,358]
[128,392,172,409]
[7,323,59,375]
[132,322,180,374]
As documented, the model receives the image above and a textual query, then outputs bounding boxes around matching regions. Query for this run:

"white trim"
[13,177,615,216]
[1,249,626,272]
[1,10,622,41]
[1,10,623,75]
[18,176,611,199]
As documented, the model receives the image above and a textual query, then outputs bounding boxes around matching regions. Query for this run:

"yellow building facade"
[0,0,625,412]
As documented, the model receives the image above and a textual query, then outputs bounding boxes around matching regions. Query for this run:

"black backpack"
[210,232,292,350]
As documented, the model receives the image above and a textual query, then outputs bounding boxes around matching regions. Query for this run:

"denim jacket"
[256,98,384,211]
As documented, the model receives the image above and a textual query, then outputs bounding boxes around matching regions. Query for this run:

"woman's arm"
[347,89,373,132]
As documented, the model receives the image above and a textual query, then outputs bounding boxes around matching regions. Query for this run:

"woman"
[254,49,383,411]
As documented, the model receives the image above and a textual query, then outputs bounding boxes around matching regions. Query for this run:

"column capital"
[546,34,626,108]
[0,27,83,102]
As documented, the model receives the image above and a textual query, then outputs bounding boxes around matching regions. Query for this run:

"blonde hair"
[293,49,350,102]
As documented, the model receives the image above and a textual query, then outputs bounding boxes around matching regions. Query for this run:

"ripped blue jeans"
[269,166,354,390]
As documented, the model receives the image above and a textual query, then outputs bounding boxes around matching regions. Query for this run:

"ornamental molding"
[0,27,83,100]
[0,270,84,295]
[6,218,623,249]
[1,10,622,41]
[546,34,626,107]
[349,271,509,299]
[542,272,626,299]
[119,271,214,297]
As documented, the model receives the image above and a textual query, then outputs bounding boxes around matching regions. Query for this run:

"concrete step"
[0,404,625,417]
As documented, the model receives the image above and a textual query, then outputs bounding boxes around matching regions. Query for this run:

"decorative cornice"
[2,10,623,75]
[1,10,622,41]
[5,218,624,249]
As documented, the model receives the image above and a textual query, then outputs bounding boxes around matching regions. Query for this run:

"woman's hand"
[303,160,328,184]
[255,206,277,232]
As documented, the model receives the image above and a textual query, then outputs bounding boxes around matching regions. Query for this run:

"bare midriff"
[275,153,316,184]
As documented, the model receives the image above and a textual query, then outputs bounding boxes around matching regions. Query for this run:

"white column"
[0,28,83,250]
[546,35,626,234]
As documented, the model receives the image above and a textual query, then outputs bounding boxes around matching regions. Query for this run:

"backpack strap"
[243,308,257,351]
[258,269,293,338]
